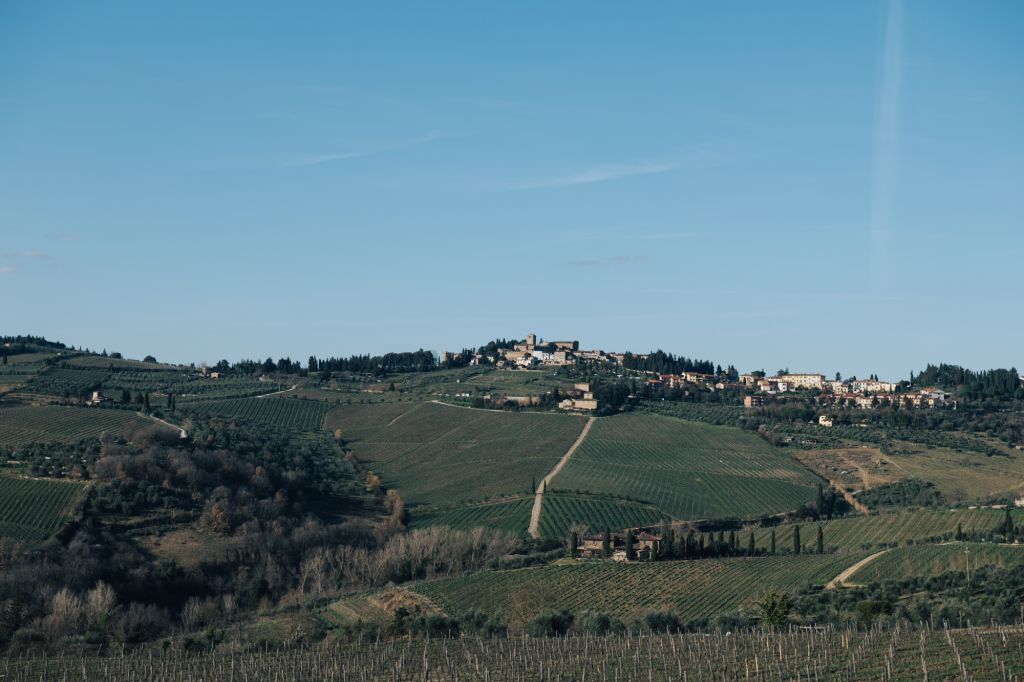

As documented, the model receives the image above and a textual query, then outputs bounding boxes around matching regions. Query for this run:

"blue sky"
[2,1,1021,378]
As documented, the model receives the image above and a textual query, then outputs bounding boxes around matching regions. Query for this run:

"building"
[573,383,591,394]
[577,532,662,561]
[552,340,579,351]
[818,415,834,427]
[744,395,766,408]
[87,391,109,406]
[769,373,824,390]
[851,379,897,394]
[739,373,757,386]
[559,398,598,412]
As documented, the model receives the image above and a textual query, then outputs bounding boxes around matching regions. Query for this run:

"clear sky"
[2,1,1021,378]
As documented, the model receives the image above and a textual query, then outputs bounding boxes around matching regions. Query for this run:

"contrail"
[869,0,903,288]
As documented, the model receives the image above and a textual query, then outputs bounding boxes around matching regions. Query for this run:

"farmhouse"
[818,415,834,427]
[577,532,663,561]
[744,395,766,408]
[768,373,824,390]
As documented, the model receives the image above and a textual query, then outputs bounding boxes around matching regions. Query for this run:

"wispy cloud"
[567,255,646,268]
[0,266,14,275]
[4,250,53,261]
[506,162,675,190]
[287,131,448,167]
[47,231,79,241]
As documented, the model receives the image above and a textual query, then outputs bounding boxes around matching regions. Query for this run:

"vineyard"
[752,508,1023,553]
[6,625,1024,680]
[183,397,329,431]
[537,492,670,540]
[551,412,822,521]
[412,553,864,623]
[851,542,1024,584]
[0,475,87,543]
[22,367,108,396]
[409,496,533,534]
[0,405,160,449]
[325,401,586,507]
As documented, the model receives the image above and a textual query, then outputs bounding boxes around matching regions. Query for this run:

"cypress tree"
[1002,509,1015,537]
[817,525,824,554]
[625,530,636,561]
[729,530,736,552]
[748,531,755,555]
[816,484,824,518]
[143,392,151,411]
[686,529,695,558]
[793,525,801,555]
[827,490,837,520]
[569,531,578,558]
[956,522,963,541]
[166,393,173,409]
[699,534,705,555]
[770,529,777,555]
[601,530,611,558]
[717,530,724,549]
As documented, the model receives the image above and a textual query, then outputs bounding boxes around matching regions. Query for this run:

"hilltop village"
[441,332,955,416]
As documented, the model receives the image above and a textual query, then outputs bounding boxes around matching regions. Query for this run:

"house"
[769,373,824,390]
[573,383,591,394]
[744,395,766,408]
[87,391,109,406]
[552,340,579,351]
[577,532,662,561]
[818,415,834,427]
[851,379,897,394]
[559,398,598,412]
[739,373,757,386]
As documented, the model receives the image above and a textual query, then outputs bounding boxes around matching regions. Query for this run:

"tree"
[956,522,963,541]
[816,484,824,518]
[624,530,636,561]
[748,531,755,555]
[816,525,824,554]
[793,525,801,554]
[569,531,578,559]
[601,530,611,558]
[728,530,736,552]
[755,591,793,629]
[998,508,1015,537]
[770,529,776,555]
[120,389,131,404]
[143,355,156,363]
[143,392,151,412]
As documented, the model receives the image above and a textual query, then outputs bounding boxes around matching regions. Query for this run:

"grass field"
[0,475,87,543]
[411,553,865,623]
[324,401,586,507]
[551,412,822,521]
[183,397,329,431]
[0,405,162,449]
[752,508,1021,553]
[408,496,533,534]
[851,542,1024,583]
[537,492,671,540]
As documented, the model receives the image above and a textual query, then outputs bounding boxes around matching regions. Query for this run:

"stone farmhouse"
[578,531,662,561]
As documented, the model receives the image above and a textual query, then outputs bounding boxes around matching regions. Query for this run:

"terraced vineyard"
[852,542,1024,583]
[551,412,821,521]
[409,496,533,533]
[0,475,87,543]
[324,401,586,507]
[184,397,329,431]
[537,492,670,540]
[0,405,160,448]
[752,508,1021,553]
[412,553,865,623]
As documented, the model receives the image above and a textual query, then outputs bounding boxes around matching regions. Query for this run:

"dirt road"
[825,549,890,589]
[527,416,595,539]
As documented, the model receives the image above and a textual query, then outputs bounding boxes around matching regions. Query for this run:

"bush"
[634,610,681,634]
[574,610,623,636]
[526,611,574,638]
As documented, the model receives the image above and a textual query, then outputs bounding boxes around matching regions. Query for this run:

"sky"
[2,1,1021,379]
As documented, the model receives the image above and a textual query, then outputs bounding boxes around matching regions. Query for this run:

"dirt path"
[139,412,187,439]
[255,384,297,399]
[388,403,423,426]
[528,417,595,539]
[826,549,890,589]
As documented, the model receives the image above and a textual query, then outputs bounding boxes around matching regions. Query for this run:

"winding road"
[528,416,595,539]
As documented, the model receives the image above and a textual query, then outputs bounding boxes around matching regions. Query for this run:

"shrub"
[526,611,574,638]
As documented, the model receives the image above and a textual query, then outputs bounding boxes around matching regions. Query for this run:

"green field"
[408,496,533,533]
[0,405,160,449]
[537,492,671,540]
[0,475,87,543]
[324,401,586,507]
[851,542,1024,583]
[412,553,864,623]
[551,412,822,521]
[753,508,1021,553]
[184,397,329,431]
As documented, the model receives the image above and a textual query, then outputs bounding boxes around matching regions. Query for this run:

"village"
[445,332,956,415]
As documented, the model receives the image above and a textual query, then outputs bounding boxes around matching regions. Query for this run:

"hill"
[547,412,822,522]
